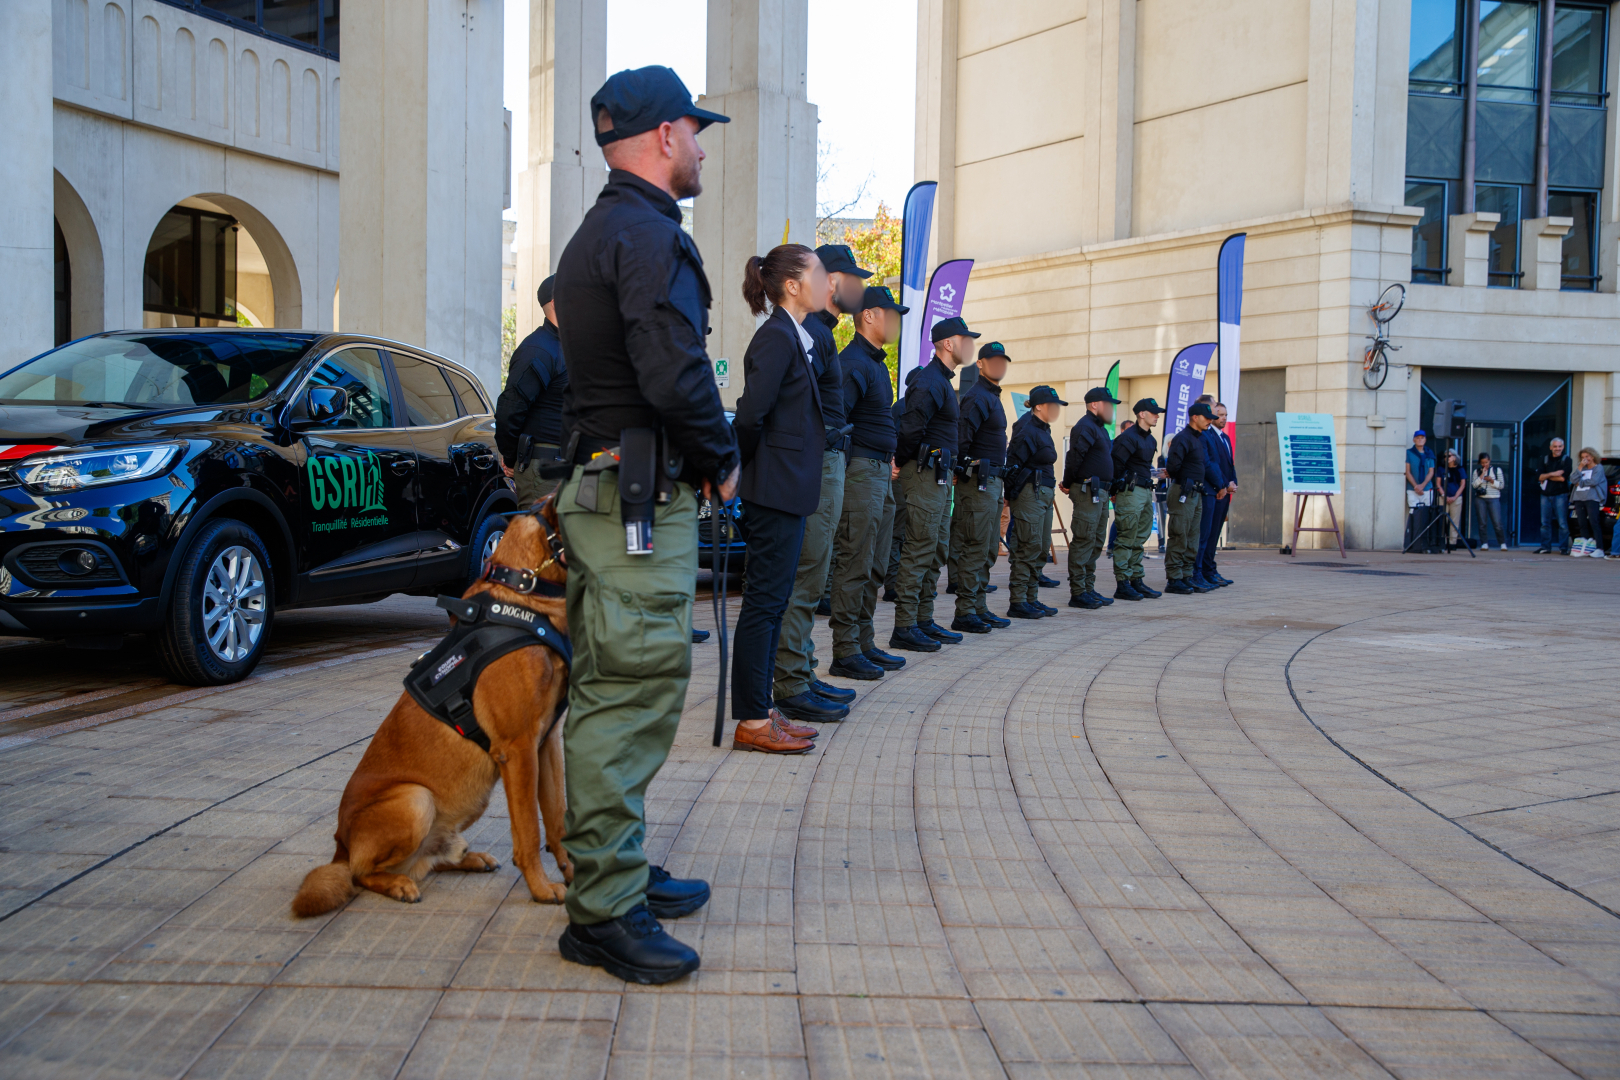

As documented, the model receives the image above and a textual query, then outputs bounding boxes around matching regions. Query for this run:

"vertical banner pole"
[897,182,938,387]
[1216,233,1246,447]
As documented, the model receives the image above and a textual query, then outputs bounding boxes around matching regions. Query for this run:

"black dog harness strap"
[404,593,572,751]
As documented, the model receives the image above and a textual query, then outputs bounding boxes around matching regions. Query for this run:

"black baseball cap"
[1027,385,1067,406]
[930,316,979,342]
[1084,387,1121,405]
[860,285,908,313]
[537,274,556,306]
[815,244,872,278]
[1188,402,1217,420]
[977,341,1010,361]
[591,66,729,146]
[1133,398,1165,415]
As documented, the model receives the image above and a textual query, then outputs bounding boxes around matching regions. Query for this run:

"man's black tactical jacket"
[894,356,960,465]
[957,378,1008,466]
[494,320,568,465]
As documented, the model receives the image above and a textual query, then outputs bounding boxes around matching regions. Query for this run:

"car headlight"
[18,444,181,493]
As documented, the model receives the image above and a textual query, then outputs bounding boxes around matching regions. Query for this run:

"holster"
[516,434,534,470]
[823,423,854,453]
[620,427,658,554]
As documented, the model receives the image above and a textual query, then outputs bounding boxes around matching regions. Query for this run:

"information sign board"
[1276,413,1340,493]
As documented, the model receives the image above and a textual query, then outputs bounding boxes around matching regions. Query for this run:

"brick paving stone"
[0,552,1616,1077]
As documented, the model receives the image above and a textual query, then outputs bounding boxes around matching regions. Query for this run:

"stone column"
[1520,216,1573,290]
[694,0,818,404]
[1447,212,1500,288]
[1,0,54,368]
[340,0,507,396]
[1081,0,1135,244]
[514,0,606,341]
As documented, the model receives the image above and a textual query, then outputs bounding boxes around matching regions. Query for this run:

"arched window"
[143,205,238,327]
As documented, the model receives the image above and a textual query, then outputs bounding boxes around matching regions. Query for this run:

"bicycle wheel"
[1371,282,1405,325]
[1363,342,1388,390]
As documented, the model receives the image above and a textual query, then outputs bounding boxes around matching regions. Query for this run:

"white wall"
[2,0,57,371]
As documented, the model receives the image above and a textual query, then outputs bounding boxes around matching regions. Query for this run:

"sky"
[501,0,918,221]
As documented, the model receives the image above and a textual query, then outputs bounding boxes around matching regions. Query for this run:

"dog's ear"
[536,494,567,584]
[491,513,544,572]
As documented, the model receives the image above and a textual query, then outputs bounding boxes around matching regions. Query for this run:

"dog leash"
[711,496,730,747]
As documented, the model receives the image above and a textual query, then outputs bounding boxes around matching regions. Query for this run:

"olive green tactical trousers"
[893,465,951,627]
[1165,483,1203,581]
[949,477,1003,618]
[512,444,561,509]
[885,473,907,591]
[774,450,845,699]
[1008,484,1053,604]
[1067,491,1110,596]
[1111,485,1154,582]
[557,466,695,926]
[831,455,893,658]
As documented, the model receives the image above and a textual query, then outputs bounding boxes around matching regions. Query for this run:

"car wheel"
[156,518,275,686]
[466,510,508,590]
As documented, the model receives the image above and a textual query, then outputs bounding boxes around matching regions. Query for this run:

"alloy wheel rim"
[201,545,267,663]
[482,527,505,564]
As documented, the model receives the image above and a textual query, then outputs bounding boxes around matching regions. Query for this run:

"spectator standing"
[1570,448,1609,558]
[1405,430,1437,553]
[1471,452,1506,549]
[1440,450,1466,549]
[1536,438,1573,554]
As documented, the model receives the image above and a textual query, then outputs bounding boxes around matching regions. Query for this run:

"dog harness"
[403,579,571,752]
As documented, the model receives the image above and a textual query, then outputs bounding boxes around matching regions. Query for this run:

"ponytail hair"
[742,244,816,316]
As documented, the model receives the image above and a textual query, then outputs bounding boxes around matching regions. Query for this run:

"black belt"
[849,445,893,462]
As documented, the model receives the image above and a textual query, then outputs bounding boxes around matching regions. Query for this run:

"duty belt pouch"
[619,427,658,554]
[657,431,683,505]
[932,450,949,486]
[540,432,582,481]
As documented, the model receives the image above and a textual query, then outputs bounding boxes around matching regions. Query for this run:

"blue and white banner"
[1166,342,1217,437]
[1216,233,1245,430]
[897,181,937,385]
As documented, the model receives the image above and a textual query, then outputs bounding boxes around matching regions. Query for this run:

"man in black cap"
[1004,386,1064,617]
[551,65,736,985]
[828,286,909,680]
[1109,399,1166,600]
[1060,386,1120,610]
[770,243,867,720]
[890,317,976,650]
[949,341,1012,633]
[1164,402,1219,593]
[496,275,569,509]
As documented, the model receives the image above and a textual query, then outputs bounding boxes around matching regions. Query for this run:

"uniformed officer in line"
[1004,386,1064,618]
[883,368,920,601]
[551,66,739,985]
[1060,387,1121,610]
[769,244,866,722]
[495,274,569,509]
[890,317,976,651]
[1163,401,1220,593]
[826,286,910,680]
[947,341,1014,633]
[1108,399,1167,600]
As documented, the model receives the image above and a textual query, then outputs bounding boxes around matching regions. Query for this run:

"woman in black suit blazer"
[730,244,828,754]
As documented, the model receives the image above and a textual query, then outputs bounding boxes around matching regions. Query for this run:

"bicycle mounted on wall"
[1363,283,1405,390]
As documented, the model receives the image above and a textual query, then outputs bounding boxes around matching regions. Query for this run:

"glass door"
[1467,422,1518,545]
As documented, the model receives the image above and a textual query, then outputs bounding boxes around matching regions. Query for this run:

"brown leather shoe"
[733,717,814,754]
[769,709,819,740]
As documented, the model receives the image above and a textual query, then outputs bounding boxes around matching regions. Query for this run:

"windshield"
[0,333,316,408]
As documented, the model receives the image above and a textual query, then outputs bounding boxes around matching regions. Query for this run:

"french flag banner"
[1216,233,1246,437]
[897,181,937,385]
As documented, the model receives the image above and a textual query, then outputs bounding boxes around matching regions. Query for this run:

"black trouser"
[1572,499,1605,541]
[1197,492,1229,577]
[732,500,806,719]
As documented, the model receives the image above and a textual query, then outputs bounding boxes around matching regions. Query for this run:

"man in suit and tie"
[1194,397,1237,589]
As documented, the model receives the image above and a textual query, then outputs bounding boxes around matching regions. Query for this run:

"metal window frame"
[1407,178,1455,283]
[142,205,240,324]
[153,0,336,61]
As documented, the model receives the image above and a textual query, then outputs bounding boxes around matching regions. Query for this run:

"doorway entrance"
[1466,422,1517,544]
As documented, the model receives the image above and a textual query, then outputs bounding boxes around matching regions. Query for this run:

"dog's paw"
[387,880,422,904]
[464,851,501,873]
[528,881,567,904]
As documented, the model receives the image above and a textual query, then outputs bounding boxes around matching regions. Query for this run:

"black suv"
[0,330,515,684]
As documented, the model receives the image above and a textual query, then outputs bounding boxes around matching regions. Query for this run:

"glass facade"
[1406,0,1607,289]
[161,0,337,59]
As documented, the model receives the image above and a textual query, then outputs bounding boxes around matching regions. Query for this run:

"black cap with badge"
[537,274,556,307]
[977,341,1009,361]
[1132,398,1166,415]
[860,285,908,313]
[592,66,730,146]
[930,316,980,342]
[1084,387,1122,405]
[1188,402,1217,420]
[1027,385,1068,407]
[815,244,873,279]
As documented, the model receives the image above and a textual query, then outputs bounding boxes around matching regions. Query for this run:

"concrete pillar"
[514,0,606,342]
[1,0,55,368]
[1521,216,1573,291]
[1571,370,1608,457]
[1081,0,1135,244]
[339,0,507,396]
[1447,212,1499,288]
[914,0,958,265]
[694,0,818,404]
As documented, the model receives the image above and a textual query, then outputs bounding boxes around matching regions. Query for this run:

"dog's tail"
[291,860,356,918]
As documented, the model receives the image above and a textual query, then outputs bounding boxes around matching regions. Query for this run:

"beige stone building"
[919,0,1620,550]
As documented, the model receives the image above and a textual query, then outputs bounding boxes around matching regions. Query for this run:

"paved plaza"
[0,549,1616,1078]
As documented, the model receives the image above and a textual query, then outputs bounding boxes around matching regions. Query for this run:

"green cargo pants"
[1066,489,1110,596]
[556,466,695,926]
[1165,483,1203,581]
[512,444,561,509]
[893,465,950,628]
[1111,485,1154,583]
[885,473,907,591]
[1008,484,1053,605]
[949,477,1003,618]
[831,455,892,658]
[774,450,845,699]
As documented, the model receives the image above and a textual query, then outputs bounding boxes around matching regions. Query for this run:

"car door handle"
[469,452,496,470]
[391,459,417,474]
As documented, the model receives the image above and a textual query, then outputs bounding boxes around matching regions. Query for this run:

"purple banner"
[1166,342,1217,437]
[914,259,973,378]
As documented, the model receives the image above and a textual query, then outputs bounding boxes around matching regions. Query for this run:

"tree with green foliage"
[823,202,903,394]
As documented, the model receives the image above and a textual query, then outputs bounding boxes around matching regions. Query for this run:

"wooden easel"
[1289,492,1346,558]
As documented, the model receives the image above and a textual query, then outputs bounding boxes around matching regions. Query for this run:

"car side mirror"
[302,385,348,426]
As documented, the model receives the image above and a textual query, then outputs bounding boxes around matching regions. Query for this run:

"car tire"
[466,510,508,591]
[155,518,275,686]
